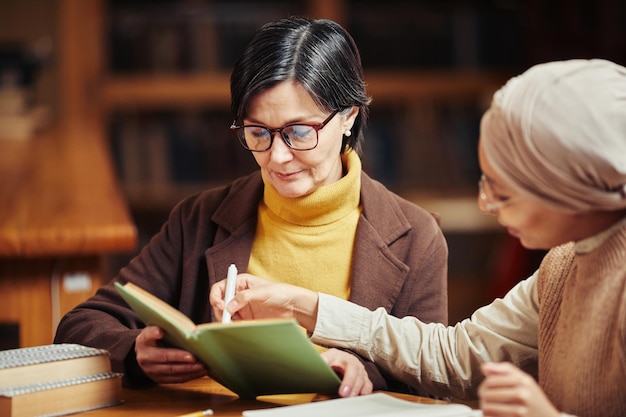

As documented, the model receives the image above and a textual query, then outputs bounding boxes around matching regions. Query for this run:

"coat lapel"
[348,174,412,312]
[204,172,263,289]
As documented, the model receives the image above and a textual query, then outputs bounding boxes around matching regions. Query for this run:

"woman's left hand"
[321,348,373,397]
[478,362,560,417]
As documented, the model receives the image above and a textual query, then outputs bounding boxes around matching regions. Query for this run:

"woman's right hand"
[209,273,319,331]
[322,348,373,397]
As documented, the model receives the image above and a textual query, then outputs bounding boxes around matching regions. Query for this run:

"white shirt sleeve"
[311,271,541,399]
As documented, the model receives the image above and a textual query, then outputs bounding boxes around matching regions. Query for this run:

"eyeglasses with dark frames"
[230,111,339,152]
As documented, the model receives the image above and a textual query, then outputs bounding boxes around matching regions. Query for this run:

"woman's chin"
[272,182,313,199]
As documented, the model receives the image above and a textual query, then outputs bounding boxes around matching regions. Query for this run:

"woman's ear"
[342,106,359,133]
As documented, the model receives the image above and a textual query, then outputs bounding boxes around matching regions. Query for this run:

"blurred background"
[1,0,625,339]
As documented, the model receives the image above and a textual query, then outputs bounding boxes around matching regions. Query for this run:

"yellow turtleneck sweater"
[248,151,362,301]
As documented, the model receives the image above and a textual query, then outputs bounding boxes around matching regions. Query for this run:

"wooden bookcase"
[60,0,509,213]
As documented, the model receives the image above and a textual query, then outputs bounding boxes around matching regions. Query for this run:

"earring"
[344,130,352,137]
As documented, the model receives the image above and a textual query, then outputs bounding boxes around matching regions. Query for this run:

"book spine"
[0,344,109,369]
[0,372,122,397]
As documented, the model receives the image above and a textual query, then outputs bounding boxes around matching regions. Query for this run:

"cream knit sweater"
[538,223,626,417]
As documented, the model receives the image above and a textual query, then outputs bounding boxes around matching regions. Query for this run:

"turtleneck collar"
[262,150,362,226]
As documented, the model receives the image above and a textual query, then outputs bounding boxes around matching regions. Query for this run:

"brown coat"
[55,170,448,392]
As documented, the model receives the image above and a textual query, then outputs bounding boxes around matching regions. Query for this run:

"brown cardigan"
[55,170,448,392]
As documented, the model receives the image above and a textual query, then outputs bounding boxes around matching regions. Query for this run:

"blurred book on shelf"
[348,0,525,70]
[363,100,483,193]
[107,0,306,74]
[109,108,258,208]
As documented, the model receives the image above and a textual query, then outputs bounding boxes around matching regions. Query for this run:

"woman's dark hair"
[230,17,371,155]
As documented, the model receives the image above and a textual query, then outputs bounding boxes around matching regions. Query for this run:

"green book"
[114,282,341,399]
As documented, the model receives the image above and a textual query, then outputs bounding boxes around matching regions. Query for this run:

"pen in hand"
[222,264,237,323]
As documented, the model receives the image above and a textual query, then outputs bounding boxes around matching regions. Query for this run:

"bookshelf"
[87,0,513,212]
[47,0,626,215]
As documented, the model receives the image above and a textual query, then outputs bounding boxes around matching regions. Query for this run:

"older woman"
[213,59,626,416]
[55,17,448,396]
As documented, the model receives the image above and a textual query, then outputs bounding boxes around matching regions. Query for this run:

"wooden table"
[0,128,137,348]
[80,377,447,416]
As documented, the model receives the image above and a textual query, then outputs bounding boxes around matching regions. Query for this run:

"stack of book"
[0,344,122,417]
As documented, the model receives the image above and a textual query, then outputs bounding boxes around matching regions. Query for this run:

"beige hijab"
[480,59,626,213]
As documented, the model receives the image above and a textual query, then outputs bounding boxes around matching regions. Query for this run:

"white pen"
[222,263,237,323]
[175,409,213,417]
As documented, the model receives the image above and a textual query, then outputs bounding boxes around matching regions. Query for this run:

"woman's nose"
[268,133,294,162]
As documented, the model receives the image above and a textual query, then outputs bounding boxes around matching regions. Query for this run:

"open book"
[115,282,341,399]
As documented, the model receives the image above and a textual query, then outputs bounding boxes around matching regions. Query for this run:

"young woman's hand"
[322,348,373,397]
[209,273,273,321]
[209,273,319,331]
[479,362,560,417]
[134,326,207,384]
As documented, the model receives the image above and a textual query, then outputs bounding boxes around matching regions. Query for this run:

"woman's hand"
[209,273,319,331]
[209,273,274,321]
[478,362,560,417]
[322,348,373,397]
[134,326,207,384]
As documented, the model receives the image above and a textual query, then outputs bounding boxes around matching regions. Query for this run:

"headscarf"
[480,59,626,213]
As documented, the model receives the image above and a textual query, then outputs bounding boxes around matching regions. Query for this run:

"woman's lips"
[273,170,300,181]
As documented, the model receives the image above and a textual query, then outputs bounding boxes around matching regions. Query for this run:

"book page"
[243,393,477,417]
[115,282,196,346]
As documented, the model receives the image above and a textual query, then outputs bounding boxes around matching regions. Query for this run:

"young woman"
[211,59,626,416]
[55,17,448,396]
